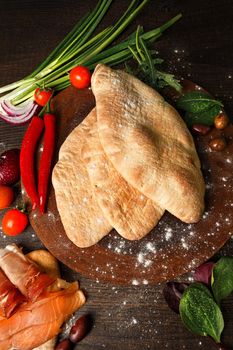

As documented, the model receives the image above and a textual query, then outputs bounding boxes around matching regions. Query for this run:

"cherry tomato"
[69,65,91,89]
[2,209,28,236]
[34,88,53,106]
[0,186,14,209]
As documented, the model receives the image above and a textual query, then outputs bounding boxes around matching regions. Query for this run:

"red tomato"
[34,88,53,106]
[0,186,14,209]
[69,66,91,89]
[2,209,28,236]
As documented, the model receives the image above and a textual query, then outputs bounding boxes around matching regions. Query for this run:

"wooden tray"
[29,85,233,285]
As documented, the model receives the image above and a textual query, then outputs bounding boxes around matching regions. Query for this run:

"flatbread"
[92,64,205,223]
[82,109,164,240]
[52,114,112,248]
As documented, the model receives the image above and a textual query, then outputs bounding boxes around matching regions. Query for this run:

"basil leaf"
[177,91,223,113]
[212,257,233,305]
[179,283,224,343]
[183,104,222,126]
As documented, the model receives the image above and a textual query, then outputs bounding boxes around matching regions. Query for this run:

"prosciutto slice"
[0,245,55,301]
[0,268,25,318]
[0,283,85,350]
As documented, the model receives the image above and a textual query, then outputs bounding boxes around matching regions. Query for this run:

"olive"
[209,137,226,151]
[69,314,90,343]
[54,339,73,350]
[192,123,211,135]
[214,113,229,130]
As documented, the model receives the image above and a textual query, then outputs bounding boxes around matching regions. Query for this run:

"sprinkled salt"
[137,252,145,264]
[132,279,139,286]
[146,242,156,253]
[182,242,189,249]
[165,227,173,241]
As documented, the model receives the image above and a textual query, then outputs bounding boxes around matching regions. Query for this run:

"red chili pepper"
[38,113,56,214]
[20,116,44,209]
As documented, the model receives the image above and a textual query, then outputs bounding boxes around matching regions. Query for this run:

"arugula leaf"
[212,257,233,305]
[128,25,182,92]
[155,70,182,92]
[176,91,223,113]
[183,104,222,127]
[179,283,224,343]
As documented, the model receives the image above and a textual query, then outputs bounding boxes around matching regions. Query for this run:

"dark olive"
[209,137,226,151]
[54,339,73,350]
[214,113,229,130]
[69,314,90,343]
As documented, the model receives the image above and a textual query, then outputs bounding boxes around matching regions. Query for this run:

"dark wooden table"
[0,1,233,349]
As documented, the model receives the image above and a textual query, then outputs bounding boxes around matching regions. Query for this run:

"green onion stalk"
[0,0,181,124]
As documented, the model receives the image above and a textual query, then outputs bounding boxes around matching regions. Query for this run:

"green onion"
[0,0,181,110]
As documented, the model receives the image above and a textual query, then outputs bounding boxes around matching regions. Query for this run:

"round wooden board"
[29,85,233,285]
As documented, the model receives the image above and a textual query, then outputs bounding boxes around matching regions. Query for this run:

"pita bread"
[82,109,164,240]
[92,64,205,223]
[52,114,112,248]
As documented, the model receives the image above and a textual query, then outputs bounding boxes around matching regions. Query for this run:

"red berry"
[0,149,20,186]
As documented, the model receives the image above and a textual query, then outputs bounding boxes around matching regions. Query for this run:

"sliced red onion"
[1,99,37,116]
[0,101,39,125]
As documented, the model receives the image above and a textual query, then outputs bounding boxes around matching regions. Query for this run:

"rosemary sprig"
[129,25,182,92]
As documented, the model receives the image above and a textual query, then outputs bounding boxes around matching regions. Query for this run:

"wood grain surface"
[0,0,233,349]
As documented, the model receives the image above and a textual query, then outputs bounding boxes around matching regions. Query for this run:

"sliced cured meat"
[0,245,55,301]
[0,283,85,350]
[0,268,25,318]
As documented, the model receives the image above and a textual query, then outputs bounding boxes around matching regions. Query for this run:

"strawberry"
[0,149,20,186]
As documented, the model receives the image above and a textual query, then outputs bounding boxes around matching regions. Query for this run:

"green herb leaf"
[212,257,233,305]
[176,91,223,113]
[179,283,224,343]
[129,26,182,92]
[183,104,222,127]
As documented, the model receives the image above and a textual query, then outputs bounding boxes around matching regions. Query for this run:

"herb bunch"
[163,257,233,349]
[0,0,182,107]
[127,26,182,92]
